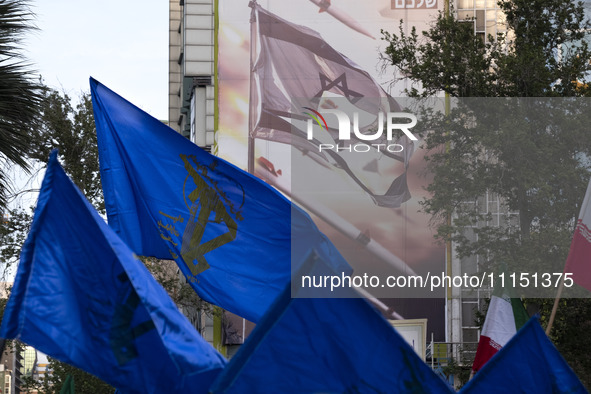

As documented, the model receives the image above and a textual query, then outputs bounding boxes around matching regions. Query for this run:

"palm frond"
[0,0,43,208]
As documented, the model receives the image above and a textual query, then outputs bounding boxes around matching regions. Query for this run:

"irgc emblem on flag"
[159,153,245,277]
[90,78,350,323]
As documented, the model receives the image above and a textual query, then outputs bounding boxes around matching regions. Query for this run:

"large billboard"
[217,0,446,340]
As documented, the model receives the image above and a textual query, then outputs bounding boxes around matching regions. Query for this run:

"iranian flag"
[564,179,591,291]
[471,289,529,374]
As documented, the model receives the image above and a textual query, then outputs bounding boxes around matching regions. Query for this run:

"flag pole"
[247,1,258,174]
[545,275,565,335]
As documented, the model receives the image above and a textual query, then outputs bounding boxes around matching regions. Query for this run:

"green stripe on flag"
[511,297,529,330]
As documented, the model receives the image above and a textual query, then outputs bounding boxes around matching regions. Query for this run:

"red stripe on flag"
[564,220,591,292]
[471,335,501,373]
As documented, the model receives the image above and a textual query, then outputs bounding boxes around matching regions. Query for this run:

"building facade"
[169,0,216,151]
[0,341,23,394]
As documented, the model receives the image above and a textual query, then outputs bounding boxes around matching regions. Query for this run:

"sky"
[26,0,169,120]
[8,1,169,210]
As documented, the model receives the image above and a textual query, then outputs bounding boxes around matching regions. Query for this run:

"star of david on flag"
[249,3,414,208]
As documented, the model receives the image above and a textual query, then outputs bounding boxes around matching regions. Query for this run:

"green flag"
[59,374,74,394]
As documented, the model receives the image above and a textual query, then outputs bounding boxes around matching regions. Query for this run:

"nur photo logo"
[303,108,418,153]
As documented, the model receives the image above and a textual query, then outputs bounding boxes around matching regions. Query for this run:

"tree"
[382,0,591,387]
[1,89,102,283]
[0,207,30,280]
[0,88,104,304]
[382,0,591,98]
[0,0,43,210]
[30,89,104,213]
[141,256,214,314]
[40,358,115,394]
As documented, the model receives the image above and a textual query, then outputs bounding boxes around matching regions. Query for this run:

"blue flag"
[209,254,453,394]
[90,78,349,322]
[461,317,587,394]
[0,152,226,394]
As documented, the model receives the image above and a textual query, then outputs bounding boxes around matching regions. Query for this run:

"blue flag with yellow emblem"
[0,152,226,394]
[90,78,350,323]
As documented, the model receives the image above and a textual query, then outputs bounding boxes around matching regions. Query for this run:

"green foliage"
[382,11,497,97]
[498,0,591,97]
[30,89,104,213]
[40,357,115,394]
[0,208,31,280]
[0,0,43,210]
[382,0,591,98]
[141,256,214,317]
[440,357,471,389]
[21,374,44,393]
[527,297,591,389]
[418,99,591,277]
